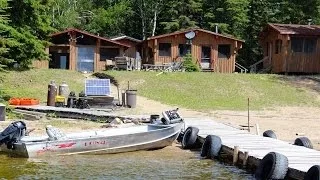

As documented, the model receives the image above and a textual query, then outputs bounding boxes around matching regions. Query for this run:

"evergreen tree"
[237,0,270,67]
[0,0,18,70]
[4,0,54,68]
[159,0,203,33]
[201,0,249,38]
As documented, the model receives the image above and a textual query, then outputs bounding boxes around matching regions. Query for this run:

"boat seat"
[46,125,68,140]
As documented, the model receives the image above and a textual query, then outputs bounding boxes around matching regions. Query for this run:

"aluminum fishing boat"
[0,110,184,158]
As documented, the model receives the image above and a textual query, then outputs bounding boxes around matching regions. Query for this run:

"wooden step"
[201,68,214,72]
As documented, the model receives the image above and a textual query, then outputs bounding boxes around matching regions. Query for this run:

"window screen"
[218,45,231,58]
[291,37,303,52]
[159,43,171,56]
[304,38,316,53]
[100,48,120,61]
[178,44,191,57]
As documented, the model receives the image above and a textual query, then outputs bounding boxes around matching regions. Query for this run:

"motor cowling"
[0,121,26,149]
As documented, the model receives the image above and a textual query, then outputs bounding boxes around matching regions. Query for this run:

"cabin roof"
[268,23,320,36]
[50,28,130,48]
[147,28,244,42]
[111,35,142,43]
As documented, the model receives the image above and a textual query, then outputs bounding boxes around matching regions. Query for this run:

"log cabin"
[32,28,130,72]
[259,23,320,73]
[111,35,142,59]
[141,28,244,73]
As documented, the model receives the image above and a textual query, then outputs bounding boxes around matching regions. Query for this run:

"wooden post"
[117,86,120,105]
[256,123,260,136]
[95,39,101,72]
[121,91,126,107]
[69,31,77,70]
[248,98,250,132]
[243,151,249,167]
[233,146,239,165]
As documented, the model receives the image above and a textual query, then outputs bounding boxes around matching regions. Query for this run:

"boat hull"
[1,122,184,158]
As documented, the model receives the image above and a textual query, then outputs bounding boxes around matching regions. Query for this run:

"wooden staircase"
[249,56,269,73]
[235,62,248,73]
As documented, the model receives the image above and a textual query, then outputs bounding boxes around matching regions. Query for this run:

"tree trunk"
[141,0,146,40]
[152,9,157,36]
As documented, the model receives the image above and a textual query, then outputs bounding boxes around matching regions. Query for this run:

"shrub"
[93,72,119,86]
[182,53,200,72]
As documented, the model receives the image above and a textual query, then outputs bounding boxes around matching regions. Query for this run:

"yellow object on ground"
[55,96,65,103]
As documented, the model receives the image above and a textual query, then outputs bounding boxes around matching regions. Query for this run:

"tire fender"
[304,165,320,180]
[294,137,313,149]
[182,127,199,149]
[255,152,289,180]
[200,135,222,159]
[263,130,277,139]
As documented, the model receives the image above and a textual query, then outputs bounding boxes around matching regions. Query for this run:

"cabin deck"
[184,118,320,179]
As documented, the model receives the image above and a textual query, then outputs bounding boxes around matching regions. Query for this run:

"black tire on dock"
[263,130,277,139]
[182,127,199,149]
[200,135,222,159]
[255,152,289,180]
[304,165,320,180]
[294,137,313,149]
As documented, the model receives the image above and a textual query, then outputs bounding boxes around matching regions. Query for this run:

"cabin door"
[201,46,211,69]
[49,53,69,69]
[77,46,95,72]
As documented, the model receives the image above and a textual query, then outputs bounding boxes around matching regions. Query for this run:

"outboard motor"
[67,91,77,108]
[161,108,183,125]
[0,121,26,149]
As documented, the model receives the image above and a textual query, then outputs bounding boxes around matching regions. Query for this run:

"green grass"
[105,71,320,110]
[1,69,319,111]
[0,69,86,103]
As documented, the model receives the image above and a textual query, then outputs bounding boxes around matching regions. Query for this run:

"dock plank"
[184,118,320,179]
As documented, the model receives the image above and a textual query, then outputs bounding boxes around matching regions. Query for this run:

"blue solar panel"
[85,79,111,96]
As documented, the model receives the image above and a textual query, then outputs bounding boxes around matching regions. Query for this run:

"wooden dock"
[14,105,150,121]
[184,118,320,180]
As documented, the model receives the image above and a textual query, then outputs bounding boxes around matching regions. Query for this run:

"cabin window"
[218,44,231,59]
[159,43,171,56]
[178,44,191,57]
[100,48,120,61]
[291,37,303,52]
[275,40,282,54]
[304,38,316,53]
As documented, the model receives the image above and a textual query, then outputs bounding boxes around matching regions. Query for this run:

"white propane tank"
[58,81,69,104]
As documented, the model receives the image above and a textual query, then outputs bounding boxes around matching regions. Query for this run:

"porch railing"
[249,56,269,73]
[235,62,248,73]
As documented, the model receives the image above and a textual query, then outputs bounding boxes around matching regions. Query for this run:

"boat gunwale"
[19,122,184,145]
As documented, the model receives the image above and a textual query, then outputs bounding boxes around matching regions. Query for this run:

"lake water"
[0,144,254,179]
